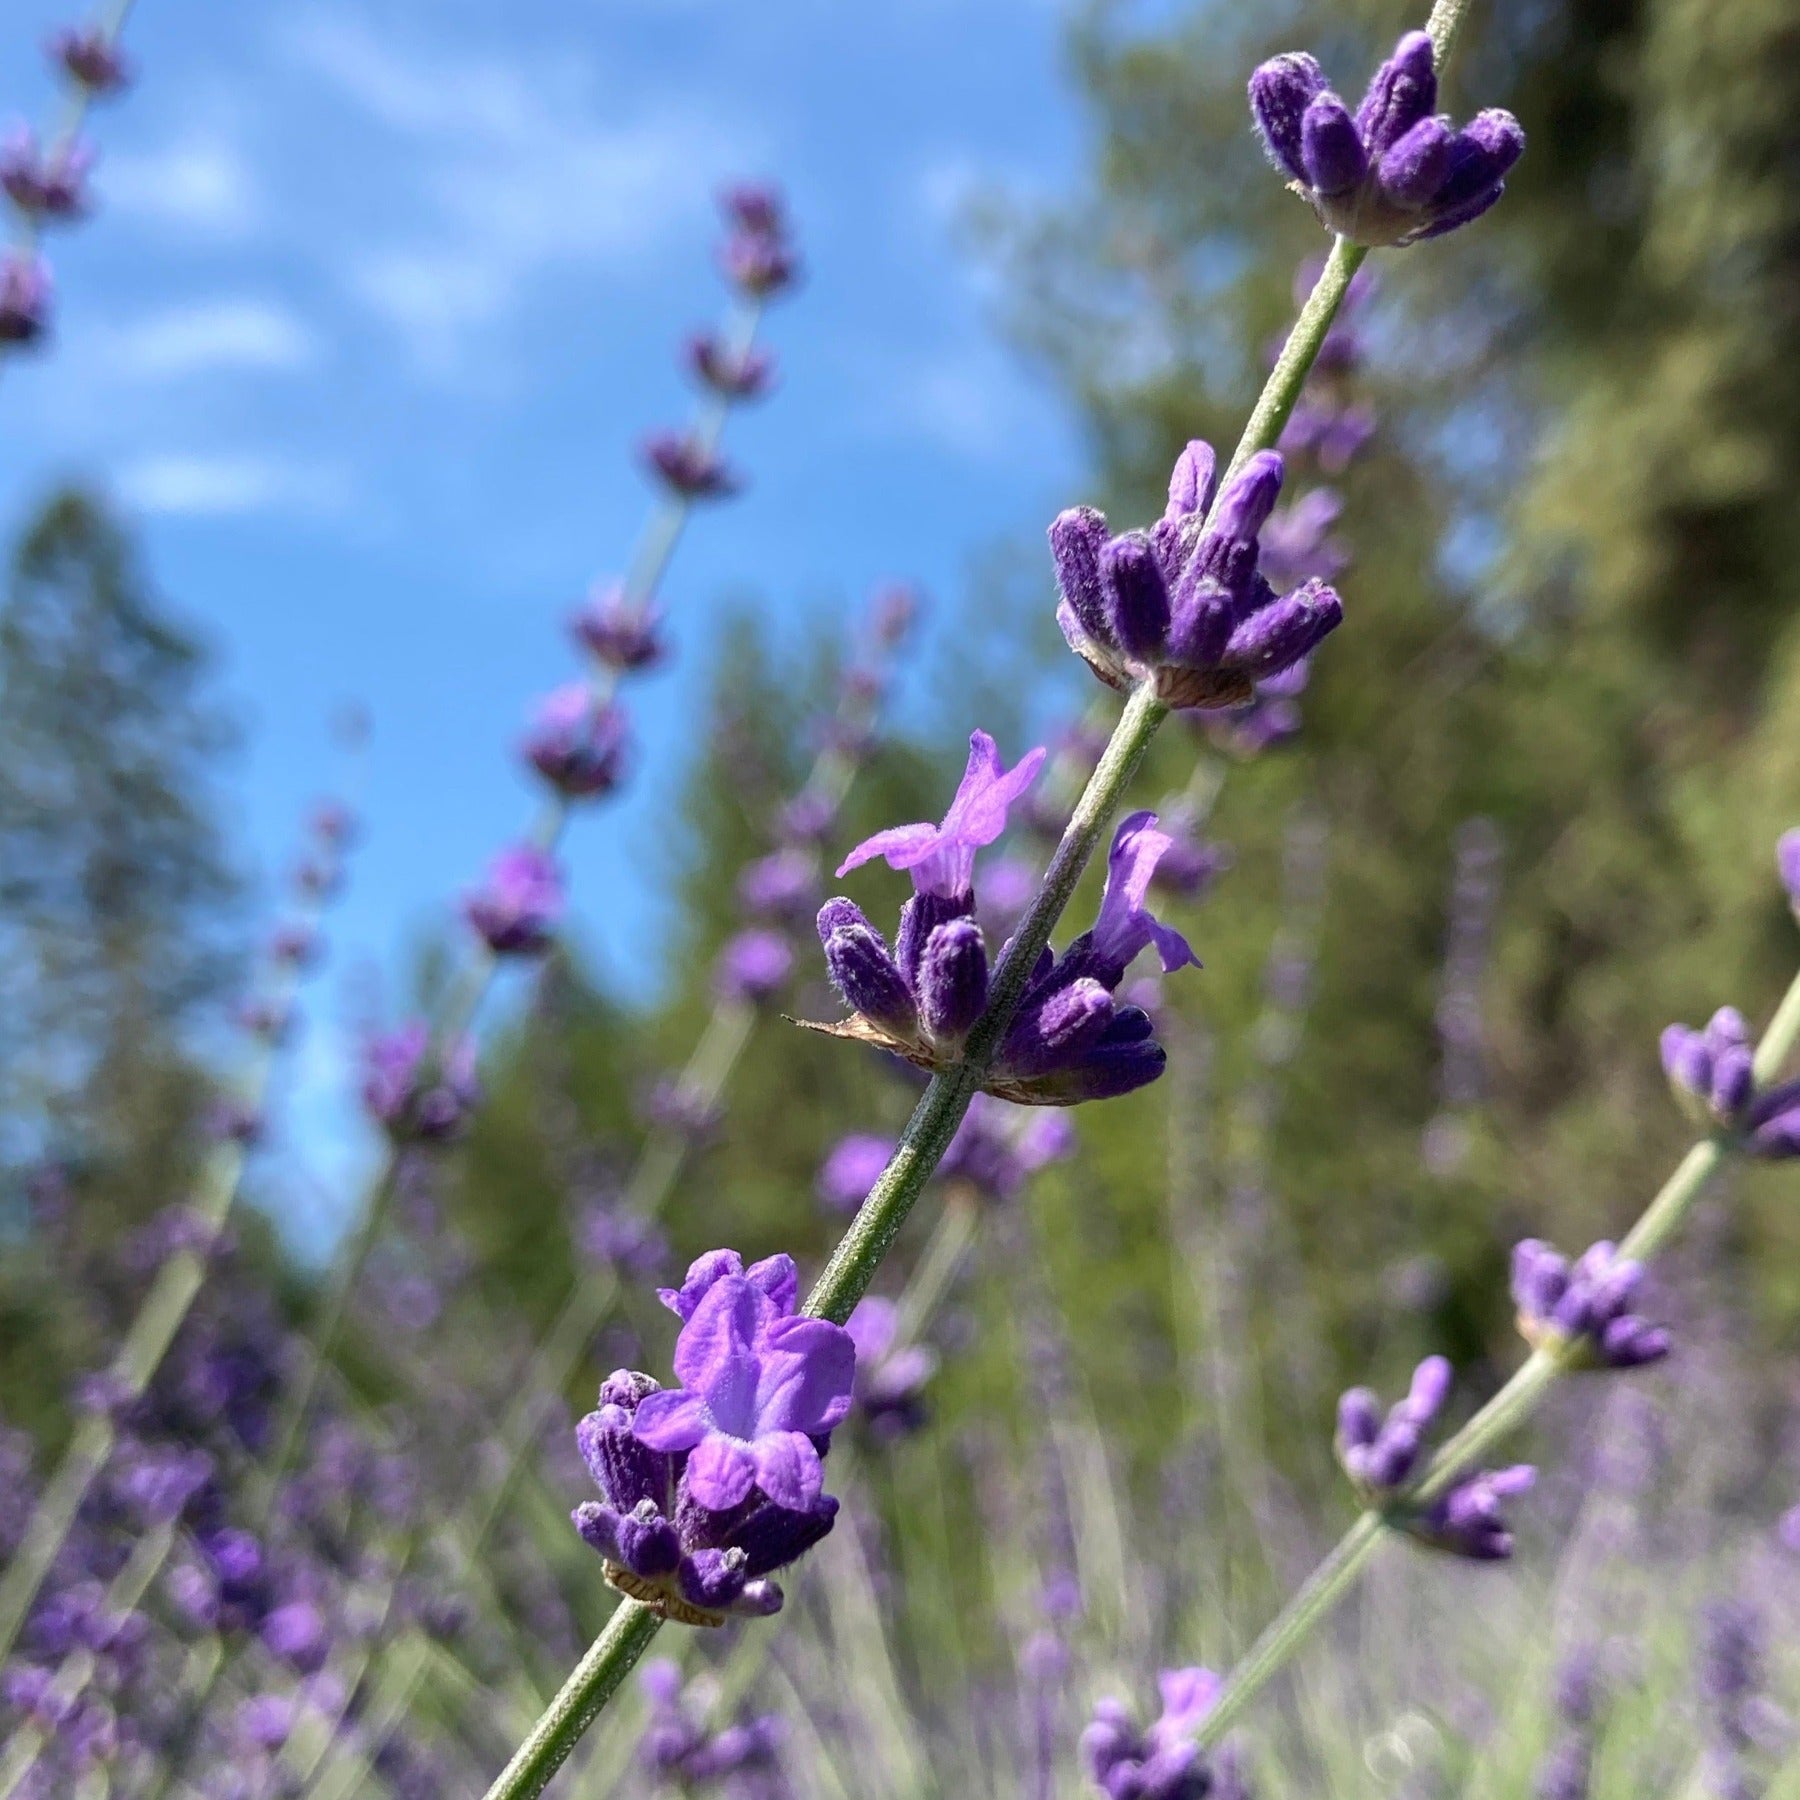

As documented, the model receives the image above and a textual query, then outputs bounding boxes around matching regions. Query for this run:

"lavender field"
[3,0,1800,1795]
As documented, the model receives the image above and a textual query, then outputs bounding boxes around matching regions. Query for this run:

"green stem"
[1196,958,1800,1751]
[479,173,1377,1798]
[478,1602,663,1800]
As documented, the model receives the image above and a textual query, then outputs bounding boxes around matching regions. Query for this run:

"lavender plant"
[0,3,135,358]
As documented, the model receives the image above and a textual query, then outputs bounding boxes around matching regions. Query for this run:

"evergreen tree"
[0,488,242,1239]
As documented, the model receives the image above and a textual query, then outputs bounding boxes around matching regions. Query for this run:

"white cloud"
[104,299,320,381]
[104,136,262,237]
[115,453,347,518]
[282,10,765,366]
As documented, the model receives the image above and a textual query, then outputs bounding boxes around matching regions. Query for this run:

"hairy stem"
[1195,958,1800,1751]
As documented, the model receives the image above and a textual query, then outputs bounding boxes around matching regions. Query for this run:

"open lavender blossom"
[571,586,666,671]
[572,1249,853,1625]
[1052,440,1344,710]
[1081,1668,1222,1800]
[522,684,629,800]
[815,1132,894,1213]
[0,252,51,346]
[809,735,1197,1103]
[1511,1238,1672,1369]
[464,844,564,955]
[1249,31,1525,246]
[1,128,94,221]
[360,1023,482,1144]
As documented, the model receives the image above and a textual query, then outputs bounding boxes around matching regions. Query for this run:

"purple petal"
[658,1249,745,1320]
[1355,30,1438,158]
[1165,440,1218,521]
[836,822,938,879]
[744,1254,800,1316]
[1248,53,1327,183]
[672,1275,777,1393]
[751,1431,825,1510]
[1102,533,1172,663]
[757,1316,858,1434]
[631,1390,712,1454]
[1301,92,1368,197]
[1378,116,1455,209]
[683,1435,759,1512]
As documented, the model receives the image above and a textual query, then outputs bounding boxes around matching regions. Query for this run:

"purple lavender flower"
[1249,32,1525,246]
[1411,1464,1536,1560]
[815,1133,895,1213]
[1081,1668,1222,1800]
[1200,659,1311,758]
[1147,808,1231,900]
[779,789,837,845]
[1335,1354,1451,1497]
[837,729,1046,903]
[977,853,1038,935]
[522,684,629,800]
[687,333,776,399]
[1,128,94,221]
[464,844,564,954]
[812,763,1197,1103]
[639,1659,787,1787]
[1779,829,1800,912]
[572,1250,852,1626]
[1511,1238,1672,1369]
[571,585,666,671]
[641,1075,726,1144]
[1257,488,1348,590]
[49,26,131,94]
[643,431,741,500]
[739,848,821,926]
[577,1204,668,1280]
[714,927,795,1005]
[1281,397,1377,473]
[360,1023,482,1144]
[717,183,799,297]
[0,252,51,346]
[1052,440,1344,710]
[939,1094,1076,1202]
[845,1297,936,1440]
[1660,1007,1756,1126]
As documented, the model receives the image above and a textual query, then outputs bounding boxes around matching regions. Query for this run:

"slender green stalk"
[478,193,1375,1800]
[478,1601,663,1800]
[1193,959,1800,1751]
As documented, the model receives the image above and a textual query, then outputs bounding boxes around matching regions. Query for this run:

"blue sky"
[0,0,1096,1247]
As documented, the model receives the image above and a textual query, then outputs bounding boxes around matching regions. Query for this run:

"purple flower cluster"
[1662,1006,1800,1154]
[717,182,800,299]
[1,127,94,221]
[844,1298,936,1440]
[1511,1239,1671,1369]
[522,685,630,800]
[688,334,776,400]
[1052,441,1344,711]
[0,252,51,345]
[360,1023,482,1145]
[1081,1668,1222,1800]
[1336,1356,1534,1558]
[643,431,741,501]
[1250,31,1525,246]
[464,844,565,955]
[638,1658,787,1791]
[50,26,131,94]
[571,585,666,672]
[572,1251,854,1625]
[811,733,1198,1104]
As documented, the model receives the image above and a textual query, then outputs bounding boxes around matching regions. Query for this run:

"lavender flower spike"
[1335,1354,1450,1498]
[1511,1238,1672,1369]
[812,787,1196,1103]
[1053,439,1344,710]
[464,844,564,955]
[1081,1668,1222,1800]
[573,1251,851,1626]
[1249,32,1525,247]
